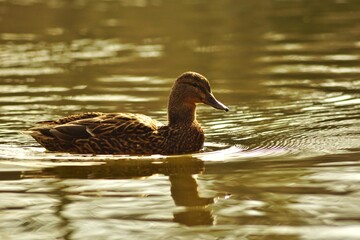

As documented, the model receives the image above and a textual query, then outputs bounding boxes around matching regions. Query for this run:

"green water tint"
[1,0,360,239]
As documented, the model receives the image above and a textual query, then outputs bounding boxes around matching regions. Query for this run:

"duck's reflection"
[15,156,216,226]
[170,174,214,226]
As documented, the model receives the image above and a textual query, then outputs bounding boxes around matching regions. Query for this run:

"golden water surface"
[1,0,360,239]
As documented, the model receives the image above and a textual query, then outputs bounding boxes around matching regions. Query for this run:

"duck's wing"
[34,113,162,142]
[37,112,104,125]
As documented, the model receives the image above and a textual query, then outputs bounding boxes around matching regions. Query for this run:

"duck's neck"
[168,94,197,126]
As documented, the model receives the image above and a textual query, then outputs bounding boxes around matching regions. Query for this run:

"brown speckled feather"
[27,112,168,154]
[26,72,228,155]
[37,112,104,125]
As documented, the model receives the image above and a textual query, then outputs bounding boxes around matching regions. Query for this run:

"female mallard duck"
[26,72,229,155]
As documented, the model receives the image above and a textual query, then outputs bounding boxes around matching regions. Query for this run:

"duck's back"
[27,112,166,154]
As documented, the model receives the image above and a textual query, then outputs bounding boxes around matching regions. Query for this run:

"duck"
[26,71,229,155]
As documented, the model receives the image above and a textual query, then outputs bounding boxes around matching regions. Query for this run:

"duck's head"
[171,71,229,112]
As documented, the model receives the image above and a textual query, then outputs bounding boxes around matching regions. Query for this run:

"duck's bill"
[204,93,229,112]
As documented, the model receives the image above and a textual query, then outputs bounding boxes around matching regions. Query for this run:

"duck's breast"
[159,123,204,154]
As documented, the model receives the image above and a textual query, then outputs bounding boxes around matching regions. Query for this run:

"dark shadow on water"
[29,157,204,179]
[2,156,216,227]
[170,174,215,226]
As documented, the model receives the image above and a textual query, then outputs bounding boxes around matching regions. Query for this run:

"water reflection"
[170,174,215,226]
[0,39,163,76]
[22,157,203,179]
[1,0,360,239]
[4,156,216,228]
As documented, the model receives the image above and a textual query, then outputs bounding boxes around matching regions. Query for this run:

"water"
[1,0,360,239]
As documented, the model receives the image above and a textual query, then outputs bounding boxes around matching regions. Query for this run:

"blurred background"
[0,0,360,239]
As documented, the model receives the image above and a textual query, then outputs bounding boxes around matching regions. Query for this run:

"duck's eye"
[190,83,198,88]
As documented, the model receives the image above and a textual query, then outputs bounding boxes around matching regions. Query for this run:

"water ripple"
[0,39,163,72]
[264,64,360,74]
[66,94,158,102]
[97,75,169,84]
[0,67,64,77]
[0,85,69,93]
